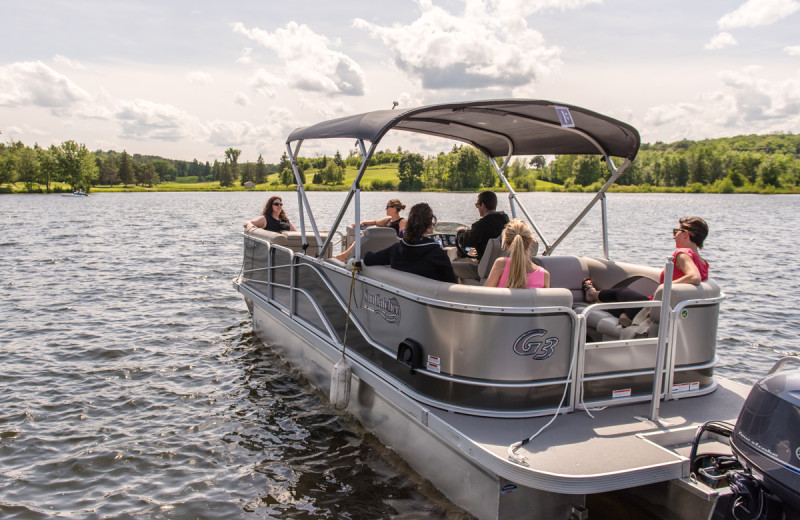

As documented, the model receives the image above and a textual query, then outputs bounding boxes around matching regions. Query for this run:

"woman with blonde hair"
[484,219,550,289]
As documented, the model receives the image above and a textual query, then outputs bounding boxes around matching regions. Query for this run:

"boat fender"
[396,338,423,373]
[329,354,352,409]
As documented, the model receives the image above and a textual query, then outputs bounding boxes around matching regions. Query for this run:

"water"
[1,191,798,518]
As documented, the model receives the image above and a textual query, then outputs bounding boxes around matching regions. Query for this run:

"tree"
[0,145,15,187]
[322,161,344,184]
[239,163,255,184]
[398,152,424,191]
[219,162,234,187]
[449,146,481,190]
[225,148,241,182]
[529,156,546,169]
[278,151,290,172]
[280,168,293,186]
[255,154,268,184]
[152,160,176,182]
[574,155,604,187]
[36,145,57,192]
[55,140,98,191]
[17,147,40,192]
[334,150,344,167]
[119,151,134,187]
[99,155,119,186]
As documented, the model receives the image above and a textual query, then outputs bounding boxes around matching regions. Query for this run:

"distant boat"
[61,190,88,197]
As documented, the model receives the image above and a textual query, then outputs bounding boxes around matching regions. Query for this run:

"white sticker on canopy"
[554,106,575,128]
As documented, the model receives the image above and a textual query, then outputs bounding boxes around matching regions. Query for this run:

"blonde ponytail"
[501,219,537,289]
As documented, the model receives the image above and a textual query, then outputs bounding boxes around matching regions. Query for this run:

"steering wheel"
[455,229,471,258]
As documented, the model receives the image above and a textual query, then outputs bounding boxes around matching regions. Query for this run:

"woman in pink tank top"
[484,219,550,289]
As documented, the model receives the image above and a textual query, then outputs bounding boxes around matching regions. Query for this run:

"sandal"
[618,314,632,327]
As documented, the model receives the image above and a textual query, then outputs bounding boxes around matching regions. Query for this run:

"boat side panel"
[250,300,589,520]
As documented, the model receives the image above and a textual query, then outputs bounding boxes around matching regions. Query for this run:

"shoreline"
[3,184,799,195]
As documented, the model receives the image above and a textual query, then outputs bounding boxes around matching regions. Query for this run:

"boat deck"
[426,378,749,494]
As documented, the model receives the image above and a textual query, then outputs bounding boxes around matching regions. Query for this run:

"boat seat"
[340,225,399,260]
[453,236,507,285]
[362,265,573,308]
[245,228,331,258]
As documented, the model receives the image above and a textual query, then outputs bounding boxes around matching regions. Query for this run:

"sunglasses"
[273,202,283,206]
[672,227,691,237]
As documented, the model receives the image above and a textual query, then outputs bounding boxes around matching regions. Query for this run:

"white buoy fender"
[330,355,352,409]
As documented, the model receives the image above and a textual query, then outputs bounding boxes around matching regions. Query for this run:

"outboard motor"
[703,357,800,520]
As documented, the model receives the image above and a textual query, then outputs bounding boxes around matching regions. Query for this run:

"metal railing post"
[649,257,674,422]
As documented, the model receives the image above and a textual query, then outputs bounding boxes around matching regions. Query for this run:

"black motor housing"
[730,362,800,513]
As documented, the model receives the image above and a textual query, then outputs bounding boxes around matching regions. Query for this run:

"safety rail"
[240,235,721,419]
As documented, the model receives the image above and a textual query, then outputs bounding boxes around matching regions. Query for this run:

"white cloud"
[115,99,199,142]
[234,92,251,106]
[705,32,738,50]
[186,70,213,85]
[718,0,800,30]
[0,61,92,112]
[52,54,86,70]
[785,45,800,55]
[642,67,800,141]
[248,68,285,97]
[352,0,581,91]
[232,21,366,96]
[236,47,253,65]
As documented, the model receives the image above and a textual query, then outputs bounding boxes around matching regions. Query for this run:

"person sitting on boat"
[484,219,550,289]
[363,202,457,283]
[244,195,297,233]
[582,216,709,326]
[333,199,407,262]
[456,191,510,260]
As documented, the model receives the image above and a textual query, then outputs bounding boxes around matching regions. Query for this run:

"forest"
[1,133,798,194]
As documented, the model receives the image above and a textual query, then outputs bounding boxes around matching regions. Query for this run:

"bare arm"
[483,257,506,287]
[244,215,266,231]
[287,220,297,232]
[673,252,701,285]
[361,216,391,227]
[542,268,550,288]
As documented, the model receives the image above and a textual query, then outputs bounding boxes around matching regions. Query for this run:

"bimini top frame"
[283,99,641,260]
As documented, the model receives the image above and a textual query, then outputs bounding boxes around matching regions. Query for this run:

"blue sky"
[1,0,799,163]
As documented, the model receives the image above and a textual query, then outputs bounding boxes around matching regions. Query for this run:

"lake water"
[1,191,798,518]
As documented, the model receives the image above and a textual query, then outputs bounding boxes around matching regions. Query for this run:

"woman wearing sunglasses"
[582,216,709,326]
[244,195,297,232]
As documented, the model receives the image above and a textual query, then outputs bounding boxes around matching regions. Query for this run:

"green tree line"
[2,133,798,193]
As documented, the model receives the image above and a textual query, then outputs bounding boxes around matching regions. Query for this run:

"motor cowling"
[729,361,800,515]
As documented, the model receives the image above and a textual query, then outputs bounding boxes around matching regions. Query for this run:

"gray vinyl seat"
[454,236,507,285]
[342,225,400,260]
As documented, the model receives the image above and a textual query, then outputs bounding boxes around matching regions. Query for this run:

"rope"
[341,261,361,356]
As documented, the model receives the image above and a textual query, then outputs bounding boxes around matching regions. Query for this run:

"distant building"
[243,181,256,190]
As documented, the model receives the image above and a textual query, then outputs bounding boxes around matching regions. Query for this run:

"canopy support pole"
[287,141,324,254]
[545,157,631,256]
[318,139,377,260]
[488,156,551,253]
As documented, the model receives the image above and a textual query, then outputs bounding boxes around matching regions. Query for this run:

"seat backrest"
[342,225,399,260]
[477,236,506,283]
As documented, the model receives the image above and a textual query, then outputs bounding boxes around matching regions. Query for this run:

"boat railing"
[239,235,722,418]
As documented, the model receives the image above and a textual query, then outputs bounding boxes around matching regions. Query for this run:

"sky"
[1,0,799,164]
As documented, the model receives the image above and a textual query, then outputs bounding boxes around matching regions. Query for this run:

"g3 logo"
[513,329,558,360]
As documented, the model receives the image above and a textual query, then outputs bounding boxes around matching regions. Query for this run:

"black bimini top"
[287,99,640,160]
